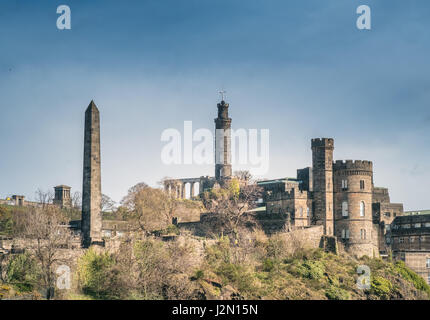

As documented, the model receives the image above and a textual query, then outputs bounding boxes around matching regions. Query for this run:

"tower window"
[342,201,348,217]
[307,207,310,217]
[360,229,366,240]
[360,180,365,190]
[341,179,348,190]
[342,229,350,239]
[360,201,365,217]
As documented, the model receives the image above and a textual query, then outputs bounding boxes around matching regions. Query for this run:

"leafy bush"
[296,261,325,280]
[77,249,119,299]
[371,276,393,298]
[325,286,350,300]
[6,252,40,292]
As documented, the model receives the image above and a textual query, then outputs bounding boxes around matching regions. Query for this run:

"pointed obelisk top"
[86,100,99,113]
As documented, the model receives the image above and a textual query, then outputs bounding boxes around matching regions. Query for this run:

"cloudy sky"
[0,0,429,210]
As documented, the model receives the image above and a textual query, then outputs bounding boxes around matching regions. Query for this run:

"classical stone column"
[82,101,103,248]
[190,182,195,199]
[181,183,186,199]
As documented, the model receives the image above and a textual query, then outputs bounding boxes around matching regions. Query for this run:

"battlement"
[333,160,373,171]
[311,138,334,149]
[268,188,308,201]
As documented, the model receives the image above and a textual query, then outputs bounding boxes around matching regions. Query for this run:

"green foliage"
[0,206,14,236]
[394,261,430,297]
[295,260,325,280]
[262,258,275,272]
[163,224,180,235]
[217,263,254,294]
[228,179,241,198]
[325,286,350,300]
[77,248,118,299]
[371,276,394,298]
[6,253,40,292]
[205,236,231,267]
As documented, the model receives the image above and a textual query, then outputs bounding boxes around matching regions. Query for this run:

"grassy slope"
[198,245,430,300]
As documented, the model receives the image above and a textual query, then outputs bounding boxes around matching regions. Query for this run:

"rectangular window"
[341,179,348,190]
[426,258,430,269]
[415,223,421,228]
[402,224,411,229]
[342,229,350,239]
[360,229,366,240]
[428,274,430,285]
[399,238,404,244]
[425,223,430,228]
[342,201,349,217]
[384,212,391,217]
[360,180,365,190]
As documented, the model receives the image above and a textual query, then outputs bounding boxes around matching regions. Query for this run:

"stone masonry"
[81,101,103,247]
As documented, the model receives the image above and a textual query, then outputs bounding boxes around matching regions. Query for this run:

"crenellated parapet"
[311,138,334,149]
[267,188,309,201]
[333,160,373,175]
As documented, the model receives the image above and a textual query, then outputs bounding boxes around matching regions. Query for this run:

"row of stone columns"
[164,181,199,199]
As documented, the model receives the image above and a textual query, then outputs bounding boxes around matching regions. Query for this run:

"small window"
[341,179,348,190]
[299,207,303,217]
[428,274,430,285]
[342,229,350,239]
[342,201,348,217]
[385,224,391,231]
[425,223,430,228]
[384,212,391,217]
[360,180,365,190]
[306,207,310,217]
[360,229,366,240]
[414,223,421,228]
[426,258,430,269]
[399,238,404,244]
[360,201,365,217]
[402,224,411,229]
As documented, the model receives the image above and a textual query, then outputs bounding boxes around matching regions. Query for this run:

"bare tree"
[121,183,178,232]
[202,179,263,236]
[71,191,82,209]
[13,205,75,299]
[234,170,252,182]
[101,194,116,212]
[35,188,54,208]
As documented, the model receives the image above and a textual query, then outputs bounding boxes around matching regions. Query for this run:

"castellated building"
[260,138,404,258]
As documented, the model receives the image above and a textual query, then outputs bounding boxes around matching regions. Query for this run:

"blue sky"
[0,0,429,210]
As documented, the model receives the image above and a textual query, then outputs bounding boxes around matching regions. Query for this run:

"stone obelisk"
[81,100,102,247]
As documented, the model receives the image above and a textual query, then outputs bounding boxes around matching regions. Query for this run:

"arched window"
[342,201,348,217]
[360,201,365,217]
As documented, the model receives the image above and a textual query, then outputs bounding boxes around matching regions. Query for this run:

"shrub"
[296,261,325,280]
[77,249,119,299]
[6,252,40,292]
[371,276,393,298]
[325,286,350,300]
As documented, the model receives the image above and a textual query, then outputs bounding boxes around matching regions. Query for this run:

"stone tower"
[311,138,334,236]
[81,101,103,247]
[214,100,232,181]
[333,160,375,256]
[53,185,72,208]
